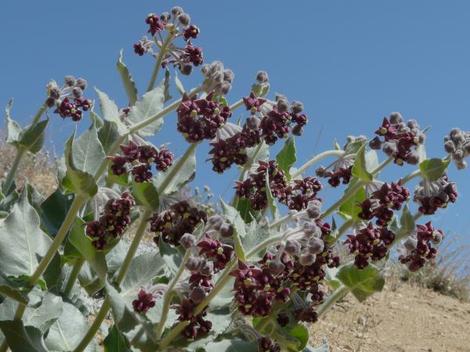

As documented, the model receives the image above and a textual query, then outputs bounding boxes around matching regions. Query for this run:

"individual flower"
[444,128,470,169]
[150,200,207,246]
[413,175,458,215]
[85,192,135,250]
[177,92,232,143]
[399,222,444,271]
[345,223,396,269]
[109,141,174,182]
[258,337,281,352]
[47,76,92,121]
[197,234,233,272]
[369,113,425,165]
[359,182,410,226]
[132,289,156,314]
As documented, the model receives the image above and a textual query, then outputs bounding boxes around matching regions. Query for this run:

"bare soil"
[310,283,470,352]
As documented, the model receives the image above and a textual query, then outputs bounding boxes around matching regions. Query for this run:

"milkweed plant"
[0,6,468,352]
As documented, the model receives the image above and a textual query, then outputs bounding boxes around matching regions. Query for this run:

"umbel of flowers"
[0,5,468,352]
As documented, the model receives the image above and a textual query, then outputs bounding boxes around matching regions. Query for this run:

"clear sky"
[1,1,469,241]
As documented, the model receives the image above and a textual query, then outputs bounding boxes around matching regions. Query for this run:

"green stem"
[400,169,421,185]
[157,143,198,194]
[2,147,25,194]
[292,150,346,178]
[229,98,244,110]
[64,258,85,297]
[73,209,152,352]
[317,285,349,317]
[320,180,366,219]
[155,251,191,339]
[146,33,175,92]
[31,103,48,125]
[333,219,354,242]
[158,321,190,349]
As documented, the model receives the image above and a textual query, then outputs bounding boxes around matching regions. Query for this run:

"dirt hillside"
[310,283,470,352]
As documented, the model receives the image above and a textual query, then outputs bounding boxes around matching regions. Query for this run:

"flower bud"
[180,233,196,249]
[64,75,76,87]
[403,237,417,251]
[389,112,403,124]
[299,253,316,266]
[246,116,261,129]
[185,256,201,271]
[171,6,184,16]
[76,78,87,90]
[223,69,235,83]
[291,101,304,114]
[307,237,324,254]
[160,12,170,22]
[207,214,224,230]
[276,98,289,113]
[306,199,322,219]
[256,71,269,83]
[72,87,83,98]
[369,136,382,150]
[285,239,301,256]
[219,223,234,238]
[303,222,320,237]
[382,141,398,156]
[189,286,206,304]
[268,260,285,276]
[199,260,214,276]
[178,13,191,26]
[180,63,193,76]
[406,150,420,165]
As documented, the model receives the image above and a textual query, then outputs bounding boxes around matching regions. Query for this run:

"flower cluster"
[46,76,92,121]
[235,161,322,211]
[232,219,338,318]
[359,182,410,226]
[369,113,425,165]
[209,73,309,173]
[110,141,174,182]
[85,192,135,250]
[413,175,458,215]
[133,7,204,75]
[176,232,234,339]
[177,92,232,143]
[444,128,470,169]
[345,223,396,269]
[316,164,353,188]
[132,289,156,314]
[150,201,207,246]
[399,222,444,271]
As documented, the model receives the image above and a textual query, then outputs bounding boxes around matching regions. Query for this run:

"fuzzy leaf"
[202,339,258,352]
[120,252,166,296]
[18,119,49,154]
[105,283,140,333]
[0,190,52,278]
[62,135,98,197]
[68,218,107,280]
[37,190,74,236]
[116,50,138,106]
[276,136,296,178]
[131,181,159,210]
[24,293,63,334]
[104,325,132,352]
[127,83,165,136]
[221,200,246,261]
[45,302,97,352]
[351,143,373,181]
[339,183,366,222]
[95,88,127,134]
[0,274,28,304]
[337,264,385,302]
[0,321,48,352]
[419,158,450,181]
[98,120,121,154]
[4,99,22,145]
[73,123,106,175]
[399,204,415,235]
[174,72,186,95]
[288,324,309,351]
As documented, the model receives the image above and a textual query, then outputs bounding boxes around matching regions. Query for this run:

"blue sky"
[1,1,469,240]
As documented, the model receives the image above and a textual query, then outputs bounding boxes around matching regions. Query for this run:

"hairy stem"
[64,258,85,297]
[2,147,25,195]
[292,150,346,178]
[73,209,152,352]
[317,285,349,317]
[146,33,175,92]
[155,251,191,339]
[400,169,421,185]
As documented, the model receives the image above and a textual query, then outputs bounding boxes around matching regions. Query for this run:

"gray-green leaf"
[276,136,296,178]
[419,158,450,181]
[127,83,165,136]
[116,50,138,106]
[352,143,373,181]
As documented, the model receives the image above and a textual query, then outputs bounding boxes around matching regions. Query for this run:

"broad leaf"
[351,143,373,181]
[116,50,138,106]
[120,252,166,296]
[62,135,98,197]
[45,302,97,351]
[337,264,385,302]
[38,190,74,236]
[73,123,106,176]
[127,83,165,136]
[276,136,296,178]
[399,204,415,235]
[68,218,107,280]
[221,200,246,261]
[0,321,48,352]
[24,293,63,334]
[0,190,52,278]
[4,99,22,145]
[105,283,140,333]
[288,324,309,351]
[19,119,49,154]
[174,72,186,95]
[339,183,366,222]
[131,181,159,210]
[104,325,132,352]
[419,158,450,181]
[202,339,258,352]
[95,88,127,134]
[98,120,121,154]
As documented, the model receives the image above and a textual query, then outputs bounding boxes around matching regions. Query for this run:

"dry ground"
[311,283,470,352]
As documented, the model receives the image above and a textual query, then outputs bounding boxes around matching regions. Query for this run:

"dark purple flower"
[132,289,156,314]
